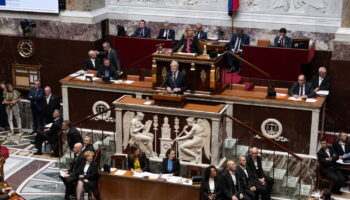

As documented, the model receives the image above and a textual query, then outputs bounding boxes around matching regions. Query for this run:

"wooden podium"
[152,52,224,95]
[152,93,186,107]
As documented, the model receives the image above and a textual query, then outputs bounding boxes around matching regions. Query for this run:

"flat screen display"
[0,0,59,14]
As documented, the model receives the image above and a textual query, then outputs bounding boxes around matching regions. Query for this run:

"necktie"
[300,86,304,95]
[166,30,168,39]
[281,38,284,47]
[235,38,241,50]
[198,32,200,39]
[142,29,144,36]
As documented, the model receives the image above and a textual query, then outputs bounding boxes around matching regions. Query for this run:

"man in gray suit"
[97,41,122,74]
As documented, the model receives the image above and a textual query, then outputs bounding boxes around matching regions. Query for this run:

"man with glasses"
[311,66,331,92]
[288,74,315,98]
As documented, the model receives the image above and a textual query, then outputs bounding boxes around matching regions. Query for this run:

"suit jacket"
[83,58,102,71]
[317,147,339,174]
[173,36,202,55]
[288,82,315,98]
[128,152,150,172]
[333,140,350,156]
[274,36,292,48]
[221,170,243,200]
[98,48,121,72]
[164,71,188,94]
[71,161,99,181]
[116,25,126,36]
[236,165,256,190]
[195,30,208,40]
[201,176,224,200]
[45,94,60,117]
[157,29,175,41]
[82,144,95,153]
[310,75,331,91]
[229,34,250,50]
[246,155,265,179]
[66,127,83,150]
[28,87,45,112]
[131,27,151,38]
[46,118,62,137]
[69,152,85,174]
[97,66,118,80]
[161,158,180,176]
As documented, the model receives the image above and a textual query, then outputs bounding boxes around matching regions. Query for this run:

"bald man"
[83,50,101,71]
[247,147,274,200]
[221,160,248,200]
[311,67,331,92]
[288,74,315,98]
[195,23,207,40]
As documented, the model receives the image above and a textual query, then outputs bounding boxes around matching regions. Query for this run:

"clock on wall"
[17,39,35,58]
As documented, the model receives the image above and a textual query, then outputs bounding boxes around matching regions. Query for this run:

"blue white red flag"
[228,0,239,16]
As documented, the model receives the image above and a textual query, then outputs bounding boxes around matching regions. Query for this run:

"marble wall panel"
[332,41,350,60]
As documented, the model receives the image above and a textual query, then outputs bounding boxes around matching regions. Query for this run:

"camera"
[20,19,37,36]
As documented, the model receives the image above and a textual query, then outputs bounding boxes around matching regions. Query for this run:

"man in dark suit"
[97,58,119,80]
[116,24,126,36]
[97,41,122,73]
[194,23,207,40]
[44,86,60,124]
[60,142,84,200]
[227,28,250,74]
[317,138,346,194]
[131,19,151,38]
[246,147,274,200]
[274,28,292,48]
[82,135,95,153]
[333,132,350,159]
[83,50,101,71]
[311,67,331,92]
[289,74,315,98]
[34,109,62,156]
[164,60,188,94]
[222,160,249,200]
[157,22,175,41]
[61,120,83,151]
[28,80,45,133]
[237,156,268,200]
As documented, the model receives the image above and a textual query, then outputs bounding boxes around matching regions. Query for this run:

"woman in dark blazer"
[173,25,202,55]
[128,145,150,172]
[74,150,99,200]
[201,165,224,200]
[161,149,181,176]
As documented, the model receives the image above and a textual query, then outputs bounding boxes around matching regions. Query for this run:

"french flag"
[228,0,239,16]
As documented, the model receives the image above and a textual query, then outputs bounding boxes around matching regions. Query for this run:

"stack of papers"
[69,73,81,77]
[114,170,127,176]
[306,98,318,103]
[143,101,152,105]
[276,93,287,97]
[288,97,302,101]
[45,123,53,128]
[165,176,182,183]
[316,90,329,96]
[75,76,99,81]
[124,80,134,84]
[113,80,123,84]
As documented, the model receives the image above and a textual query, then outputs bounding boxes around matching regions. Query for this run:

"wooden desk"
[0,182,23,200]
[205,41,229,53]
[100,170,200,200]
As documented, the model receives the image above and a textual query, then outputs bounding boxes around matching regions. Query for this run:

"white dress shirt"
[241,165,249,177]
[209,178,215,193]
[163,29,169,39]
[84,162,90,175]
[234,38,242,50]
[325,148,331,157]
[229,171,237,185]
[340,142,346,153]
[91,58,96,68]
[319,76,323,87]
[46,93,52,104]
[253,158,258,169]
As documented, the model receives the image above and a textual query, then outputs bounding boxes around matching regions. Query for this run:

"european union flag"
[0,0,5,6]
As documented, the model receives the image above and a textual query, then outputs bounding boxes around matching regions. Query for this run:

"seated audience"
[62,120,83,151]
[161,149,180,176]
[157,22,175,41]
[131,19,151,38]
[3,83,22,134]
[128,145,150,172]
[221,160,248,200]
[227,28,250,74]
[246,147,274,200]
[0,187,15,200]
[44,86,60,124]
[164,60,188,94]
[28,80,45,134]
[311,67,331,92]
[60,142,85,200]
[97,58,119,80]
[0,81,8,131]
[172,25,202,54]
[288,74,315,98]
[194,23,207,40]
[82,135,95,153]
[237,156,268,200]
[34,109,62,156]
[333,132,350,159]
[201,165,223,200]
[317,138,346,194]
[274,28,291,48]
[97,41,122,73]
[74,150,99,200]
[83,50,101,71]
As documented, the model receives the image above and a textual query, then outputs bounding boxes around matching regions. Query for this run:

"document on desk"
[114,170,127,176]
[288,97,302,101]
[276,93,287,97]
[143,172,160,179]
[166,176,182,183]
[305,98,317,103]
[45,123,53,128]
[124,80,135,84]
[133,172,145,178]
[113,80,123,84]
[316,90,329,96]
[69,73,81,77]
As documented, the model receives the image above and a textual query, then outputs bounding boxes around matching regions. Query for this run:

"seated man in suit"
[311,66,331,92]
[61,120,83,151]
[164,60,188,94]
[274,28,292,48]
[237,156,268,200]
[131,19,151,38]
[44,86,60,124]
[227,28,250,74]
[194,23,207,40]
[221,160,248,200]
[333,132,350,160]
[82,135,95,153]
[97,58,119,81]
[34,109,62,156]
[317,138,346,194]
[60,142,85,200]
[97,41,122,73]
[172,25,202,54]
[157,22,175,41]
[83,50,101,71]
[246,147,274,200]
[288,74,315,98]
[128,145,150,172]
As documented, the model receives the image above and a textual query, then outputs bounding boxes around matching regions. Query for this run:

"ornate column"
[333,0,350,61]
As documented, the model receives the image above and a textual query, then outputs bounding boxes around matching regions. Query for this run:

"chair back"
[127,75,140,81]
[111,154,128,169]
[275,88,289,94]
[187,165,202,178]
[144,77,152,82]
[257,39,270,47]
[254,86,268,92]
[232,84,245,90]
